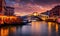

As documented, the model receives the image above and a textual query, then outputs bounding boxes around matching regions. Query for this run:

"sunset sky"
[5,0,60,16]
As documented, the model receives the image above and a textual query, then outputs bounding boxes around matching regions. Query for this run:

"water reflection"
[48,22,59,36]
[0,26,16,36]
[48,22,52,36]
[56,24,58,32]
[0,21,60,36]
[1,28,9,36]
[31,21,48,36]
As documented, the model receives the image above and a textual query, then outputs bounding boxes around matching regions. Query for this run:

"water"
[0,21,60,36]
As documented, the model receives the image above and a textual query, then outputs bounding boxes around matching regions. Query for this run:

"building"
[50,5,60,17]
[0,0,6,15]
[0,0,2,12]
[4,6,14,16]
[41,11,50,16]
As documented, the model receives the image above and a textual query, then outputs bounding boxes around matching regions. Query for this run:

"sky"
[5,0,60,16]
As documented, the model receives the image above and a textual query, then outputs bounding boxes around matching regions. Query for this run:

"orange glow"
[1,28,9,36]
[0,16,7,24]
[33,12,39,16]
[0,15,22,24]
[48,22,52,32]
[48,22,52,36]
[10,27,16,33]
[4,16,17,24]
[1,27,16,36]
[31,22,41,34]
[14,12,29,16]
[56,24,58,32]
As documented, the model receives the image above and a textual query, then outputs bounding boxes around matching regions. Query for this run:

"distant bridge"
[27,14,49,21]
[25,12,59,21]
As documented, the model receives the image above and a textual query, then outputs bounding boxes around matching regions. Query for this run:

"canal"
[0,21,60,36]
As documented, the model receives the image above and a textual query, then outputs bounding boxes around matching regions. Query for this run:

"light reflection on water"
[0,21,60,36]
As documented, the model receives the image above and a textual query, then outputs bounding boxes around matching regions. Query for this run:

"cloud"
[6,0,60,5]
[19,0,60,5]
[6,0,60,16]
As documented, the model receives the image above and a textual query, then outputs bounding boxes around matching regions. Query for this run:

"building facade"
[4,6,14,16]
[50,5,60,17]
[0,0,6,15]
